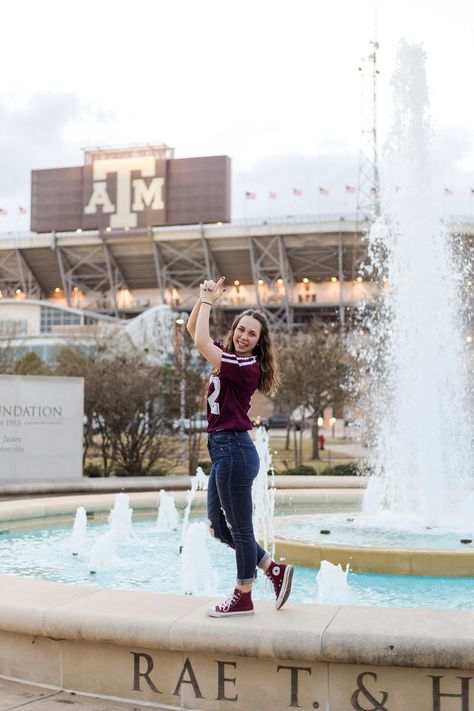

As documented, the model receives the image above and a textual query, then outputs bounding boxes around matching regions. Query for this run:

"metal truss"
[249,234,294,329]
[54,241,129,316]
[153,235,216,305]
[0,249,42,298]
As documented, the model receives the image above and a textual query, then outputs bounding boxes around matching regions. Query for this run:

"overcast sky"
[1,0,473,231]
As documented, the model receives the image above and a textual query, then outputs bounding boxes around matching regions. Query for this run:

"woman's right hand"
[200,276,226,304]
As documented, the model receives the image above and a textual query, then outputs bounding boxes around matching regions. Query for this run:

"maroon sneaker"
[265,561,294,610]
[207,588,254,618]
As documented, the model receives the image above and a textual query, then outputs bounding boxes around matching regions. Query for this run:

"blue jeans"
[207,430,270,584]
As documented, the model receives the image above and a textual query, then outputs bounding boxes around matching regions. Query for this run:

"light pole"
[175,316,186,463]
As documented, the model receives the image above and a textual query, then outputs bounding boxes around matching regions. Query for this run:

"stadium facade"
[1,145,473,352]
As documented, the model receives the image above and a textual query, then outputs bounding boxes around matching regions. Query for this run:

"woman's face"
[233,315,262,356]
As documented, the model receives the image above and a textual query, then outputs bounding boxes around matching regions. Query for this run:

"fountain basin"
[0,489,473,711]
[274,539,474,577]
[0,489,474,711]
[2,488,472,579]
[1,572,473,711]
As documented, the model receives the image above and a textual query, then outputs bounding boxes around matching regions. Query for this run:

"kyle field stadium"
[0,143,473,363]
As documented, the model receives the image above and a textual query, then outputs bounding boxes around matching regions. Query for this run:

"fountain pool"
[1,517,473,610]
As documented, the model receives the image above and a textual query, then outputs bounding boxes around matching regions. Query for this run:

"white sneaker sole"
[276,565,294,610]
[207,607,254,618]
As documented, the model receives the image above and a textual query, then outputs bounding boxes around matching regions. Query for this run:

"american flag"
[0,208,7,216]
[319,187,330,196]
[18,206,27,214]
[444,188,454,196]
[345,185,356,194]
[269,191,277,199]
[293,188,304,197]
[245,191,256,200]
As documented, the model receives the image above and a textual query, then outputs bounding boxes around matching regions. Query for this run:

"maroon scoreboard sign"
[30,145,231,232]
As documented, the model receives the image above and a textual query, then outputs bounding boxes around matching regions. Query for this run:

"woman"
[187,275,293,617]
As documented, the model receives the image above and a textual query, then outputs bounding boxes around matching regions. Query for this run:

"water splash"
[180,521,218,595]
[181,466,209,548]
[89,531,122,574]
[108,493,134,542]
[253,427,275,557]
[71,506,87,556]
[156,490,179,532]
[360,41,474,527]
[316,560,351,604]
[88,493,133,572]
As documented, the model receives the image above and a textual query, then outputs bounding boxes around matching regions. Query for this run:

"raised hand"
[200,276,226,305]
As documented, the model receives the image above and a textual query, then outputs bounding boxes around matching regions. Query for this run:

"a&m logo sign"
[84,156,165,228]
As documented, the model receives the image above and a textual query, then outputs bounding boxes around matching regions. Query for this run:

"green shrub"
[282,464,318,476]
[321,463,361,476]
[84,463,103,478]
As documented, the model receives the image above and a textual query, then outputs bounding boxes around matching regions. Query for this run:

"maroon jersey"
[207,342,261,432]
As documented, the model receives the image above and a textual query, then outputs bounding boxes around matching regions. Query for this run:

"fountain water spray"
[316,560,351,605]
[71,506,87,556]
[156,490,179,532]
[181,466,209,549]
[253,426,275,558]
[88,493,133,573]
[89,531,122,574]
[108,493,134,542]
[180,521,218,595]
[360,41,474,527]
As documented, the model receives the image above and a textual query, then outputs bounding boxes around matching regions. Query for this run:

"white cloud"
[1,0,474,228]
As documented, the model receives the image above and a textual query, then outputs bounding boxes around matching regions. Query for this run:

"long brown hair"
[223,309,280,395]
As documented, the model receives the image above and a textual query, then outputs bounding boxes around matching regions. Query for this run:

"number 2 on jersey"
[208,376,221,415]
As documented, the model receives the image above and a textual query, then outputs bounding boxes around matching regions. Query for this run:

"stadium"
[1,143,473,362]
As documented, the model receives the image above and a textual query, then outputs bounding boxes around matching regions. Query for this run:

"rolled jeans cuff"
[257,552,270,568]
[237,575,257,585]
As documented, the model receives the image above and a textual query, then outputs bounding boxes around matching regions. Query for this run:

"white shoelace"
[220,591,239,611]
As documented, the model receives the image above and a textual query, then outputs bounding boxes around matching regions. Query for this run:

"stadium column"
[338,231,345,330]
[54,239,71,306]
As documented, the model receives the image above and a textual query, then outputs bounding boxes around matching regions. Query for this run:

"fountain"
[89,530,122,574]
[180,521,218,596]
[70,506,87,556]
[0,41,473,711]
[360,40,474,528]
[253,426,276,557]
[267,41,474,580]
[156,489,179,532]
[180,465,208,548]
[87,493,134,573]
[316,561,351,605]
[108,492,133,542]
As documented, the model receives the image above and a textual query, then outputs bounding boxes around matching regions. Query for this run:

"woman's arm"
[186,297,202,339]
[187,278,218,338]
[194,277,226,368]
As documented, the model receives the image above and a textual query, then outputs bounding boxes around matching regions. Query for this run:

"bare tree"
[56,341,178,476]
[276,322,356,462]
[274,332,307,463]
[55,345,111,470]
[98,355,176,476]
